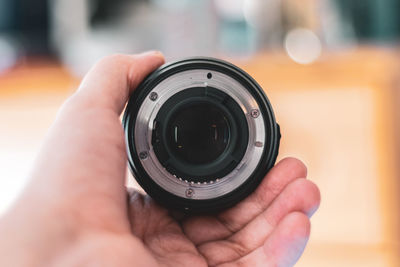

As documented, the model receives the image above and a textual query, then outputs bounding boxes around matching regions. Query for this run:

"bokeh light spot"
[285,28,322,65]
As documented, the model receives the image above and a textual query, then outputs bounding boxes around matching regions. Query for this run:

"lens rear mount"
[123,57,280,213]
[152,87,248,183]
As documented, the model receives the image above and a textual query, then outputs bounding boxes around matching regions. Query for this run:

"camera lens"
[123,57,280,213]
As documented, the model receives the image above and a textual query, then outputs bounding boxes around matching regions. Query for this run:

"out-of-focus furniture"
[238,47,400,266]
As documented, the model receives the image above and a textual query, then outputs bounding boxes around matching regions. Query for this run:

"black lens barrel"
[123,57,280,213]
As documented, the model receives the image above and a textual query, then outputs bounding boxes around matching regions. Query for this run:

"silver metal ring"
[133,69,266,200]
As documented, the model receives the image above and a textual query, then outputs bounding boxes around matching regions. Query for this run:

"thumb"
[71,51,165,114]
[25,52,164,203]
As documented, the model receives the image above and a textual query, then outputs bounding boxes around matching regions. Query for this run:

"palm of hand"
[0,53,319,267]
[71,161,318,267]
[126,179,317,267]
[65,166,318,267]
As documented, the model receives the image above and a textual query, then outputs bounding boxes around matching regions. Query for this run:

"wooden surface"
[237,48,400,266]
[0,48,399,266]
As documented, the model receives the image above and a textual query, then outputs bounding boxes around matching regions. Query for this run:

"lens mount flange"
[123,57,280,213]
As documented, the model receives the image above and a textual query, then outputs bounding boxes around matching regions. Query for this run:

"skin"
[0,52,320,267]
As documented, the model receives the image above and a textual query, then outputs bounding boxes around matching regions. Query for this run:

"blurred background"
[0,0,399,266]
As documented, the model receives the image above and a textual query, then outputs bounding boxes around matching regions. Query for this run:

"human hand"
[0,52,320,267]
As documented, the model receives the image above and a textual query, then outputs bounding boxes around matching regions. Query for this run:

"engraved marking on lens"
[251,109,260,118]
[139,151,148,160]
[149,92,158,101]
[255,141,263,147]
[186,188,194,198]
